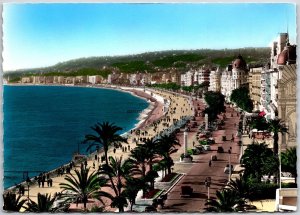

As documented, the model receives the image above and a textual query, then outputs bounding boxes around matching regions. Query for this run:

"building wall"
[249,67,262,111]
[277,64,297,149]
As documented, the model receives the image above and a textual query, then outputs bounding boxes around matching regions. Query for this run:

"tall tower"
[277,33,288,54]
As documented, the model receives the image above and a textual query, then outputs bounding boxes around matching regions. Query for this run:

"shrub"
[199,140,208,145]
[248,183,278,200]
[187,149,194,155]
[282,183,297,188]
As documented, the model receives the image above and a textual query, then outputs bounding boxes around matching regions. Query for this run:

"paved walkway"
[161,103,241,212]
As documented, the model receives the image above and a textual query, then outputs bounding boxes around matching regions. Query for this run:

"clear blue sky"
[3,3,296,71]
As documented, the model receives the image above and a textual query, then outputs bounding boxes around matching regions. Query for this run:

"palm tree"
[241,142,275,180]
[128,146,153,197]
[137,138,159,171]
[281,147,297,184]
[123,177,144,211]
[3,192,27,212]
[156,133,180,174]
[99,156,132,212]
[205,189,245,212]
[267,118,288,156]
[25,193,57,212]
[226,175,252,201]
[60,166,110,210]
[83,122,127,165]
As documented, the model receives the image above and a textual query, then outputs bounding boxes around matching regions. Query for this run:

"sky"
[2,3,297,71]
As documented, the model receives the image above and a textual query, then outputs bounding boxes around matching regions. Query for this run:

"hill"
[4,48,270,78]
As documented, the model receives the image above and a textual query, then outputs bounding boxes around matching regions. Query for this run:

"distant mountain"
[4,48,270,78]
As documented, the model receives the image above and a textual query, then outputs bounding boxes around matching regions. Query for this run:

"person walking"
[209,160,212,167]
[38,177,41,188]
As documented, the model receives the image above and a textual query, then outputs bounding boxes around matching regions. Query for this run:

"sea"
[3,85,149,189]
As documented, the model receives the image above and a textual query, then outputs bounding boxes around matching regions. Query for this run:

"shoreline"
[4,86,195,212]
[4,83,165,191]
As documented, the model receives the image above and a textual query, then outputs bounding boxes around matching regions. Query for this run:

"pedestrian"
[49,178,53,187]
[93,162,95,169]
[84,160,88,168]
[113,148,116,154]
[209,160,212,167]
[95,154,97,161]
[128,145,130,151]
[193,141,195,146]
[38,177,41,188]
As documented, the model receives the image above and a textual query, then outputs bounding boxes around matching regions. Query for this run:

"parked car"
[207,138,215,144]
[203,145,211,151]
[217,146,224,153]
[224,164,234,174]
[195,145,205,153]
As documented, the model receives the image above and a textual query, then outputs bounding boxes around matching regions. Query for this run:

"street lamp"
[26,177,31,203]
[228,149,232,182]
[205,177,211,200]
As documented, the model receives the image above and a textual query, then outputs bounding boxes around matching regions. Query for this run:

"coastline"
[4,85,195,212]
[4,83,165,191]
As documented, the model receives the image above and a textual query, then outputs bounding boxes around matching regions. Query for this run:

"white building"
[21,77,32,83]
[220,55,248,101]
[221,65,233,100]
[88,75,102,84]
[181,70,194,86]
[208,67,221,92]
[231,54,248,89]
[196,67,210,85]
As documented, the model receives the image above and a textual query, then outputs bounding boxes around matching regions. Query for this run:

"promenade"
[160,103,241,212]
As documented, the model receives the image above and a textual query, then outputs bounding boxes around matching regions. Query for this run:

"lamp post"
[279,144,282,190]
[205,177,211,200]
[26,177,31,203]
[228,149,232,182]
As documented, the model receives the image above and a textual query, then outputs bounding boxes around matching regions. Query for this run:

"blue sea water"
[3,85,149,189]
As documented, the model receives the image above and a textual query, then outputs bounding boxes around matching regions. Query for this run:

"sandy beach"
[5,85,195,212]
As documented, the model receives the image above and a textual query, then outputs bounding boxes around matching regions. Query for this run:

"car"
[224,164,234,174]
[207,138,215,144]
[195,145,205,153]
[217,146,224,153]
[203,145,211,151]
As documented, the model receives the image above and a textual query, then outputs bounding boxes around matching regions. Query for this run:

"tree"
[3,192,27,212]
[204,91,225,120]
[249,116,269,131]
[267,118,288,156]
[25,193,57,212]
[281,147,297,184]
[60,166,110,210]
[205,189,245,212]
[230,87,253,112]
[241,142,277,181]
[83,122,127,165]
[226,175,252,201]
[128,146,152,197]
[136,138,159,189]
[123,177,144,211]
[156,133,180,174]
[99,156,132,212]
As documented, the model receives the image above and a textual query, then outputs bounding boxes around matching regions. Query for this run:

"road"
[161,102,241,212]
